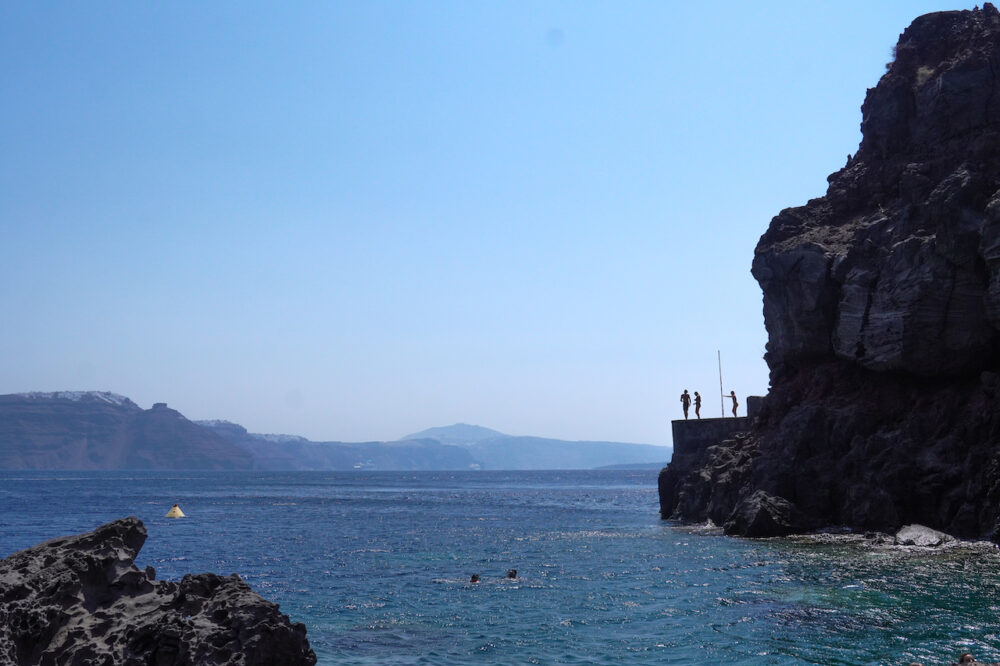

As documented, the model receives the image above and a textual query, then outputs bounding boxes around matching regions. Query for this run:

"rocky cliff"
[0,392,252,470]
[660,4,1000,540]
[0,517,315,665]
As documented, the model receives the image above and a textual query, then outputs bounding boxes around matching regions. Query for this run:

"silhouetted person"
[680,390,691,419]
[694,391,702,419]
[727,390,739,417]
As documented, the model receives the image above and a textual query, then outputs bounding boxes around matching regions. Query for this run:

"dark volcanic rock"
[660,5,1000,540]
[756,5,1000,379]
[725,490,809,538]
[0,517,316,665]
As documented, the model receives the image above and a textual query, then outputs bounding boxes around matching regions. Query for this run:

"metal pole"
[718,350,724,417]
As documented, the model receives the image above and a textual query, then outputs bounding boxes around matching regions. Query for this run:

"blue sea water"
[2,470,1000,665]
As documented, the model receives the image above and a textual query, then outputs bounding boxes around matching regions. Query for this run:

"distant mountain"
[199,421,477,471]
[402,423,504,445]
[0,393,671,471]
[400,423,671,470]
[0,392,251,470]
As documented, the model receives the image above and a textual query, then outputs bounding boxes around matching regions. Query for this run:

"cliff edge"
[660,4,1000,540]
[0,518,316,665]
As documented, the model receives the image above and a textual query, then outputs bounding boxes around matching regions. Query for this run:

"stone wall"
[660,416,754,520]
[670,417,752,457]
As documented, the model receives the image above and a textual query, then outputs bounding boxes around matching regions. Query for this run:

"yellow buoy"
[165,503,185,518]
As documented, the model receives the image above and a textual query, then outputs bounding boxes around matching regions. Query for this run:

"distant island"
[0,391,670,471]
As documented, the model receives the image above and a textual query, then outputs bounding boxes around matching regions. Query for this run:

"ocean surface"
[2,470,1000,665]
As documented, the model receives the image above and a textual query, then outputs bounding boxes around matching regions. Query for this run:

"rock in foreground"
[0,517,316,665]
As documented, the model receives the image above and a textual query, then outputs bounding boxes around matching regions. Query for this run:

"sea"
[2,469,1000,665]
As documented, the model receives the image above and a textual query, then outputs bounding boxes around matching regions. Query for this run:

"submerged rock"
[661,5,1000,540]
[0,517,316,665]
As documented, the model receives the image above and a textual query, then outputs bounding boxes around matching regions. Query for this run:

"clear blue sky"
[0,1,972,445]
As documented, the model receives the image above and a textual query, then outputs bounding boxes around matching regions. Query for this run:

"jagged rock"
[724,491,807,537]
[0,517,316,665]
[894,524,956,547]
[754,4,1000,379]
[660,5,1000,540]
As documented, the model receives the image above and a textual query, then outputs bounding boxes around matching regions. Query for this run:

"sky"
[0,1,975,445]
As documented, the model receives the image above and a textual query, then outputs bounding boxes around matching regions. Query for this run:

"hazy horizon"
[1,1,968,445]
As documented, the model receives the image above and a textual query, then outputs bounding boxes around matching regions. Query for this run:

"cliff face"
[0,393,252,470]
[757,4,1000,379]
[660,4,1000,540]
[0,517,316,665]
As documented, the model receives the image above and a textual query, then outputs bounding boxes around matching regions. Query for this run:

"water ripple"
[2,470,1000,664]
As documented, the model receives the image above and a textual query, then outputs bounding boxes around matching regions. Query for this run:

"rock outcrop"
[0,517,316,665]
[660,4,1000,540]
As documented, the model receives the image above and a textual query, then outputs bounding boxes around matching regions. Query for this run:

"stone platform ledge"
[670,417,753,456]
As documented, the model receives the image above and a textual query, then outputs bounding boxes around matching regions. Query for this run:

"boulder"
[0,517,316,665]
[894,524,956,547]
[724,491,806,537]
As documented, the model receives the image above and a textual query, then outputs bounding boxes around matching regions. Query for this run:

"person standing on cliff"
[694,391,702,419]
[680,390,691,419]
[727,390,739,417]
